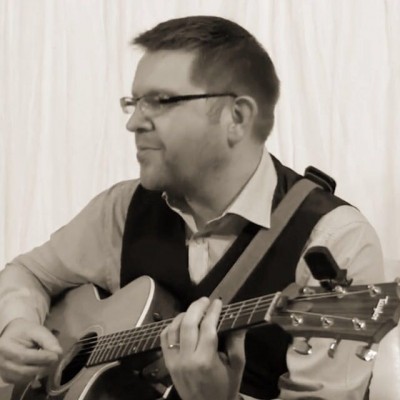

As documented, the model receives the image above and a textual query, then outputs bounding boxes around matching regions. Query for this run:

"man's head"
[132,16,280,140]
[125,16,279,195]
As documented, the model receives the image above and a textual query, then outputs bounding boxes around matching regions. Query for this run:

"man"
[0,16,383,400]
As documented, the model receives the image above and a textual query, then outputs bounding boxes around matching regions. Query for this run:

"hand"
[160,297,246,400]
[0,318,63,384]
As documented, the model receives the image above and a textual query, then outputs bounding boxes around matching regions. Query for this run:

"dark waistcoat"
[120,156,348,399]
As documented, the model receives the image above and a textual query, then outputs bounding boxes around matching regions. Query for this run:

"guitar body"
[12,276,181,400]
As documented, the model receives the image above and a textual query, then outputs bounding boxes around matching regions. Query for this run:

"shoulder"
[298,204,384,285]
[312,204,372,235]
[99,179,140,202]
[88,179,140,214]
[312,205,378,241]
[52,179,141,236]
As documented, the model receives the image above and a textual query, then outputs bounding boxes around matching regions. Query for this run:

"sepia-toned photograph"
[0,1,399,399]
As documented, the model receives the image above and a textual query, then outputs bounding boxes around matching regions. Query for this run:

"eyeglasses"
[120,92,237,116]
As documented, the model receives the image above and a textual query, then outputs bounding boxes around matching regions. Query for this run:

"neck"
[185,147,264,229]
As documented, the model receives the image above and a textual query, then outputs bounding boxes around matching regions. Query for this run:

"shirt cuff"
[0,292,43,335]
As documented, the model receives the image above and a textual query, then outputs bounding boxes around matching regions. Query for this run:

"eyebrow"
[131,89,180,98]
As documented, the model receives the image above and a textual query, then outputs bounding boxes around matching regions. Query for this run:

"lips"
[136,147,160,163]
[136,146,159,151]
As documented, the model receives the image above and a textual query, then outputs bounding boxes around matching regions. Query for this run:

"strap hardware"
[304,166,336,193]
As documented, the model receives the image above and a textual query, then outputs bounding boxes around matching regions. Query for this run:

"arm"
[0,179,136,383]
[279,205,384,400]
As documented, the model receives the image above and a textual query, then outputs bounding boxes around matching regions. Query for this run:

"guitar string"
[69,292,277,349]
[60,290,382,376]
[68,293,278,351]
[66,288,375,357]
[70,299,276,358]
[72,287,374,350]
[71,286,378,358]
[71,289,338,351]
[61,289,376,369]
[60,295,280,369]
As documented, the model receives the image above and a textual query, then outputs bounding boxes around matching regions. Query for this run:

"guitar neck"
[81,280,400,367]
[86,292,280,366]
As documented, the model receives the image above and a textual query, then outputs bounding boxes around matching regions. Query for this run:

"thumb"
[29,325,63,354]
[225,329,246,369]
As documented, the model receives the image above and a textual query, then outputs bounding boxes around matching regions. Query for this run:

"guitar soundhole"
[60,332,98,385]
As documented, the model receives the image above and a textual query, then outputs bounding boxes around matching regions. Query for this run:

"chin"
[139,170,166,192]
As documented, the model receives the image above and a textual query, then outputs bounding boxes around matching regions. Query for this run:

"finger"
[196,298,222,353]
[27,326,63,354]
[179,297,210,354]
[0,360,48,384]
[225,330,246,369]
[160,326,169,352]
[0,341,60,366]
[166,313,184,349]
[160,313,183,352]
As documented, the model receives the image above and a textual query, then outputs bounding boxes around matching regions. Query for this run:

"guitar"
[12,275,400,400]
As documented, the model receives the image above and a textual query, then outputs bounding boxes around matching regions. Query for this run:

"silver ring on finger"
[167,343,180,350]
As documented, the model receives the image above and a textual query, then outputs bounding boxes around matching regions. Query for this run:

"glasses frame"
[120,92,237,115]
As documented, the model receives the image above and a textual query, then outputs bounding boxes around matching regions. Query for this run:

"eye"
[155,95,174,104]
[143,95,169,108]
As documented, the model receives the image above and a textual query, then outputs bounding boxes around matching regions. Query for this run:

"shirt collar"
[225,149,276,229]
[163,148,277,230]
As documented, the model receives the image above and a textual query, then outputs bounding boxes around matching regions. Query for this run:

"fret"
[120,330,135,357]
[250,298,271,325]
[133,336,147,354]
[218,303,239,332]
[87,337,101,366]
[232,301,247,328]
[140,324,158,352]
[115,326,146,359]
[103,333,118,363]
[231,300,246,329]
[89,335,112,365]
[125,325,149,354]
[247,296,262,325]
[128,337,140,356]
[112,330,128,360]
[146,322,164,351]
[217,305,229,332]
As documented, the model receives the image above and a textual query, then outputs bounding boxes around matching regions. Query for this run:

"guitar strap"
[149,169,333,399]
[209,177,321,304]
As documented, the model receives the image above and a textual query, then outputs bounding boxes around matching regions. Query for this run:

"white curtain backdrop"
[0,2,400,398]
[1,0,399,264]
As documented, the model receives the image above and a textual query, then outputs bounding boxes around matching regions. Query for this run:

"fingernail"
[51,346,63,353]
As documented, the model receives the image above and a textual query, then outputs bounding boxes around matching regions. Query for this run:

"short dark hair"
[132,16,280,141]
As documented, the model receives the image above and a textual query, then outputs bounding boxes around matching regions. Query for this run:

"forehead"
[132,50,204,95]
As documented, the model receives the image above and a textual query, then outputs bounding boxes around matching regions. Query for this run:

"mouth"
[136,147,160,162]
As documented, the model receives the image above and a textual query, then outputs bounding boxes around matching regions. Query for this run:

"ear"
[227,96,258,146]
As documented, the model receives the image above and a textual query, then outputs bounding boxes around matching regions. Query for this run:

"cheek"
[158,114,225,169]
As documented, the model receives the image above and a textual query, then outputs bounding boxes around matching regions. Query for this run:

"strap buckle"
[304,166,336,193]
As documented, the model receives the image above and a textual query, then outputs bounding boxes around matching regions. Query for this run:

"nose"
[125,108,153,133]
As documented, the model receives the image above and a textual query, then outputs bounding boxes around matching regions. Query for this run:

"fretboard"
[86,292,279,366]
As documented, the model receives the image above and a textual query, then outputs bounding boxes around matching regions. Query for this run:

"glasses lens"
[120,98,136,114]
[141,95,166,113]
